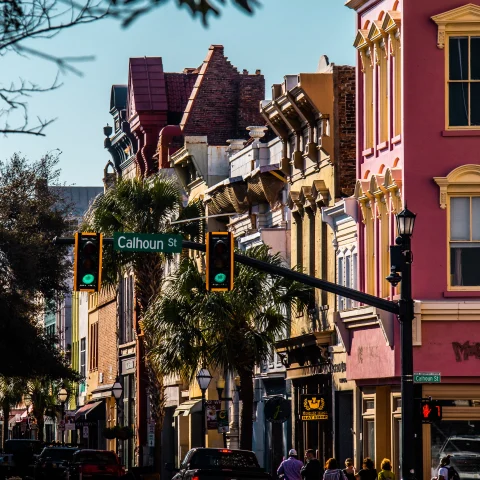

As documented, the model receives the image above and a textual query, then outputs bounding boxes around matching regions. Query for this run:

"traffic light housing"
[74,232,103,292]
[206,232,234,292]
[421,400,442,422]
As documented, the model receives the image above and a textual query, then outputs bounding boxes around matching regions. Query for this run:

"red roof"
[127,57,167,118]
[165,73,198,114]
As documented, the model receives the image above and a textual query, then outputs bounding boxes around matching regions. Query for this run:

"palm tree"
[143,244,312,450]
[0,377,26,446]
[84,174,202,467]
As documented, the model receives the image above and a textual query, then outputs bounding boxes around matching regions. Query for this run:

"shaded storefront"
[74,400,106,449]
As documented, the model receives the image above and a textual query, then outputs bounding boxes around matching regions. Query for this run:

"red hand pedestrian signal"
[421,400,442,422]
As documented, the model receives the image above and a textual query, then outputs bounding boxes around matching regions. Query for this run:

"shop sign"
[413,372,441,383]
[300,394,329,421]
[205,400,221,430]
[83,426,89,438]
[217,410,229,434]
[264,396,291,424]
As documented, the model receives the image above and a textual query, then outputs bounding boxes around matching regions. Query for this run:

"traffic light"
[74,232,103,292]
[206,232,234,291]
[421,400,442,422]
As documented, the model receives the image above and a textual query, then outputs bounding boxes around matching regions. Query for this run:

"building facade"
[344,1,480,478]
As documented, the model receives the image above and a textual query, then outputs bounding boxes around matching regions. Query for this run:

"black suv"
[34,446,78,480]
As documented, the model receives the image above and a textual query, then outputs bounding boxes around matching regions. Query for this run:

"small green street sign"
[414,372,441,383]
[113,232,183,253]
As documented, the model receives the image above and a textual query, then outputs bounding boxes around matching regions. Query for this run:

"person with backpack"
[438,455,461,480]
[323,458,347,480]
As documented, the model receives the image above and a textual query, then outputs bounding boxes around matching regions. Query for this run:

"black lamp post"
[111,378,123,456]
[196,368,212,448]
[57,385,68,446]
[387,206,416,480]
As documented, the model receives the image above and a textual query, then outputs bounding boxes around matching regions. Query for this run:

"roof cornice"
[345,0,371,10]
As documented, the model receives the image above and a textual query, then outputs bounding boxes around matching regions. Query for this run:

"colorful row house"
[343,1,480,479]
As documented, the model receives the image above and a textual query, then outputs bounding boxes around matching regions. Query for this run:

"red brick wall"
[97,289,118,385]
[181,45,265,145]
[334,65,356,198]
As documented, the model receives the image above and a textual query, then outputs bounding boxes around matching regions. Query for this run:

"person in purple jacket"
[278,449,304,480]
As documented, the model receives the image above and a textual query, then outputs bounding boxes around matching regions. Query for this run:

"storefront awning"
[74,401,104,422]
[172,400,202,417]
[91,384,114,399]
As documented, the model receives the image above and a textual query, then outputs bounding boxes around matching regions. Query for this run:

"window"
[121,275,134,344]
[80,337,86,378]
[89,322,98,371]
[448,36,480,127]
[362,396,375,460]
[449,196,480,286]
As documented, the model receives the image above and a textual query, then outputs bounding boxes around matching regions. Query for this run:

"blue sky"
[0,0,355,186]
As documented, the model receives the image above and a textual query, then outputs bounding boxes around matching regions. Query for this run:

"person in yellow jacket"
[378,459,395,480]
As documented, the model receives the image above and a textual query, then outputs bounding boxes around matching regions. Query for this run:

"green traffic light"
[82,274,95,285]
[214,273,227,283]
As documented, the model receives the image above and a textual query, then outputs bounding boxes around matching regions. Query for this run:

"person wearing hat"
[277,449,304,480]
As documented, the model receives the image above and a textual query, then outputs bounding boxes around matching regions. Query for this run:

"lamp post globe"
[112,379,123,401]
[196,368,212,391]
[57,386,68,404]
[396,207,416,237]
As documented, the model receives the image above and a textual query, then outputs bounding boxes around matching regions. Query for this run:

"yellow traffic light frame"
[206,231,234,292]
[73,232,103,292]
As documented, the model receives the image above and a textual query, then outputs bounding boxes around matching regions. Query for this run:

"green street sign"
[414,372,441,383]
[113,232,183,253]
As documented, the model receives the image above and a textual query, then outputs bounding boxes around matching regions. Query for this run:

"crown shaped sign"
[303,396,325,411]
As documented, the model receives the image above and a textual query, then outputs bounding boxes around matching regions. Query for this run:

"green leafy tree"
[0,152,78,379]
[0,377,26,447]
[143,245,312,450]
[84,174,202,468]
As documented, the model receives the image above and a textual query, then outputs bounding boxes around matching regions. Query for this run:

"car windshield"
[190,450,259,469]
[74,452,118,464]
[443,439,480,455]
[40,449,77,461]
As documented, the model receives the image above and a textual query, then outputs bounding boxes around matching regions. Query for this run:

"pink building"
[340,1,480,478]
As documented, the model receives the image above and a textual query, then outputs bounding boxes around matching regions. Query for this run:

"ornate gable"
[382,11,401,33]
[432,3,480,48]
[354,29,371,50]
[368,21,385,43]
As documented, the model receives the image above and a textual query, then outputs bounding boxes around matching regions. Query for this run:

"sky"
[0,0,356,187]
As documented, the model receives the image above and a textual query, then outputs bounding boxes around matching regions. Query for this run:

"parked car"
[0,439,43,480]
[64,449,125,479]
[170,448,272,480]
[439,435,480,479]
[34,446,78,479]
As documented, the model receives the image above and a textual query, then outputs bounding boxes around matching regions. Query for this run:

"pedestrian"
[323,458,347,480]
[301,449,323,480]
[378,459,395,480]
[437,455,460,480]
[356,458,377,480]
[343,458,356,480]
[278,449,304,480]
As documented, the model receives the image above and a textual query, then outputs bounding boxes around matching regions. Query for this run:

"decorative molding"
[433,164,480,209]
[431,3,480,49]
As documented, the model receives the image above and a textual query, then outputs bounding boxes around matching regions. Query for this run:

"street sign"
[113,232,183,253]
[414,372,441,383]
[148,422,155,447]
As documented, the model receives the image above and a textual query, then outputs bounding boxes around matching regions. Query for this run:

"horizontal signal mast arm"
[182,240,400,315]
[52,237,399,315]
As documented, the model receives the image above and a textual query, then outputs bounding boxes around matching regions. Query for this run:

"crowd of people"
[277,450,395,480]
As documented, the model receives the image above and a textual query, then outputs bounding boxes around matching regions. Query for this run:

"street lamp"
[112,378,123,405]
[24,394,32,407]
[57,385,68,446]
[386,206,417,480]
[216,377,225,401]
[196,368,212,448]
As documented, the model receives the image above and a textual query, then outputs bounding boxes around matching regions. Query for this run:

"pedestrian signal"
[74,232,103,292]
[421,400,442,422]
[206,232,234,292]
